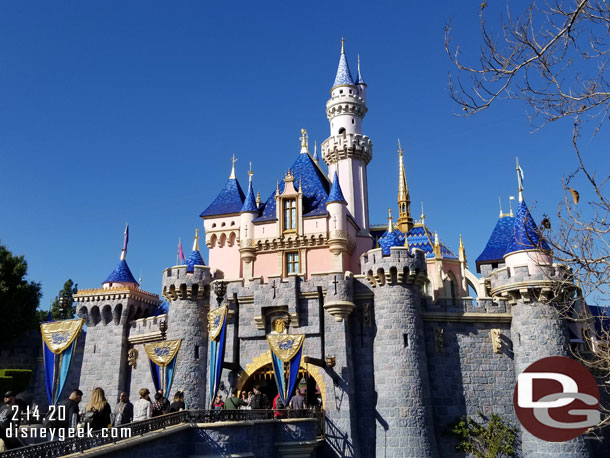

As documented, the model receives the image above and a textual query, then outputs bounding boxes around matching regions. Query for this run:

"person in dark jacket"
[168,391,186,413]
[113,392,133,425]
[250,386,270,409]
[84,387,112,431]
[56,389,83,432]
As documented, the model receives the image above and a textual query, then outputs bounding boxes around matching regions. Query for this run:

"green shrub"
[447,412,517,458]
[0,369,33,394]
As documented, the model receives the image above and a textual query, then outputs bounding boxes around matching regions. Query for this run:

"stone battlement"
[321,132,372,164]
[489,263,573,291]
[162,264,211,301]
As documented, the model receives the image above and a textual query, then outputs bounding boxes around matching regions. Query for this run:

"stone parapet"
[321,132,372,165]
[162,265,211,301]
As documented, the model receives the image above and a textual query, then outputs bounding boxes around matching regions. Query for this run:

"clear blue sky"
[1,1,608,308]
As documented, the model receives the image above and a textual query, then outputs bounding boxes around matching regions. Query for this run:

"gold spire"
[341,37,345,54]
[433,231,441,258]
[420,202,425,225]
[396,139,413,232]
[459,234,466,263]
[248,161,254,181]
[387,208,393,232]
[193,228,200,252]
[229,154,238,179]
[300,128,309,154]
[256,191,261,207]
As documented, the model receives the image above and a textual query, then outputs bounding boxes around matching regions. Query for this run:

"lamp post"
[158,319,168,340]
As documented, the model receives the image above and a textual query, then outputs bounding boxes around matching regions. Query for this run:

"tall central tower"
[321,40,372,232]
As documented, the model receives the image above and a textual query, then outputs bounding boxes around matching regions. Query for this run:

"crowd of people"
[0,384,322,450]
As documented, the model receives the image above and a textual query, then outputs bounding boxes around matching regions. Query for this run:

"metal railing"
[0,409,323,458]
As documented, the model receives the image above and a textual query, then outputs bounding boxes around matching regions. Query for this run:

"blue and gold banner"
[208,306,228,405]
[266,334,305,406]
[144,339,181,395]
[40,319,84,405]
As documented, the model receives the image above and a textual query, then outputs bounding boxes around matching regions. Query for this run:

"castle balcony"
[321,132,372,164]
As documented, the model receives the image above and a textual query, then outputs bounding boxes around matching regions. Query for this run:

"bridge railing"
[0,409,323,458]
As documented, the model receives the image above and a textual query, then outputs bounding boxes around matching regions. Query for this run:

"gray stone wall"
[424,321,516,457]
[362,247,439,458]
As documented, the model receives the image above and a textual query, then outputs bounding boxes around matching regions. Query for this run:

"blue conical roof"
[241,178,258,213]
[104,260,139,285]
[332,52,355,89]
[200,178,245,217]
[254,153,330,222]
[379,229,406,256]
[327,172,346,204]
[475,215,515,272]
[505,201,550,255]
[186,249,205,273]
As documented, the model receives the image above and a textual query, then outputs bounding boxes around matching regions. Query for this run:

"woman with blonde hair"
[133,388,152,421]
[84,387,112,431]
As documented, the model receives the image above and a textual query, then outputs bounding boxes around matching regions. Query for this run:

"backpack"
[275,397,284,409]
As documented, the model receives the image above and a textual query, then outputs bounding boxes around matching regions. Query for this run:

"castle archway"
[237,351,326,407]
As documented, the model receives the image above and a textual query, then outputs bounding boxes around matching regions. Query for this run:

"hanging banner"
[144,340,181,396]
[208,306,228,405]
[266,334,305,406]
[40,319,84,405]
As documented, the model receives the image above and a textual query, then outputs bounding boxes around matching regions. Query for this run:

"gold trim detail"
[40,319,84,354]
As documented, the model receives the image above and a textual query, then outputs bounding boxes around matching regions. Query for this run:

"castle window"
[285,251,300,274]
[338,127,346,134]
[340,89,343,94]
[283,198,297,232]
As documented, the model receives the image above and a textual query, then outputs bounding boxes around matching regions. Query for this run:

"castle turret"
[240,164,258,279]
[74,226,161,404]
[321,39,372,232]
[162,230,211,409]
[489,172,591,456]
[326,171,349,271]
[361,245,439,457]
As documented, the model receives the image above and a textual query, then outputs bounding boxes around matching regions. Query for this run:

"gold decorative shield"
[208,306,227,341]
[40,319,84,354]
[144,339,181,367]
[266,334,305,363]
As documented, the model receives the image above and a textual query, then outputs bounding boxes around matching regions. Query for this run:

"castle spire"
[332,38,355,90]
[229,154,238,179]
[300,128,309,154]
[193,228,200,252]
[387,208,393,233]
[120,223,129,261]
[396,139,413,233]
[516,157,524,202]
[356,54,366,85]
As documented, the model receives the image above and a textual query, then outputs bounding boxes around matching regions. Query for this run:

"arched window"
[338,127,346,134]
[445,271,457,301]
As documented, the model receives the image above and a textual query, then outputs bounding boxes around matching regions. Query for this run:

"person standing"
[272,393,285,419]
[224,389,247,410]
[84,387,112,431]
[213,395,225,410]
[133,388,152,421]
[288,388,307,410]
[169,391,186,413]
[250,386,270,409]
[113,392,133,426]
[239,391,250,410]
[55,389,83,432]
[0,391,21,450]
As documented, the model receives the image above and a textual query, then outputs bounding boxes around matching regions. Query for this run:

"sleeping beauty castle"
[36,41,596,457]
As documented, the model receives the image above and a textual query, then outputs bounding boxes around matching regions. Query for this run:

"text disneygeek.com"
[4,425,132,442]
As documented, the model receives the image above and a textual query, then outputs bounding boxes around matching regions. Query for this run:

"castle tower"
[239,164,257,279]
[321,39,372,232]
[361,243,439,457]
[489,179,591,456]
[74,226,161,404]
[396,140,413,233]
[162,230,211,409]
[326,171,349,271]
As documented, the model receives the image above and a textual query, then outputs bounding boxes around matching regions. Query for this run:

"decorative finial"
[298,177,302,194]
[459,234,464,250]
[420,202,425,224]
[498,196,503,217]
[256,191,261,207]
[300,128,309,153]
[193,228,200,252]
[341,37,345,54]
[434,232,439,247]
[313,140,318,161]
[397,138,404,156]
[516,157,524,202]
[248,161,253,181]
[229,154,238,179]
[120,223,129,261]
[276,180,280,196]
[508,195,515,217]
[387,208,393,232]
